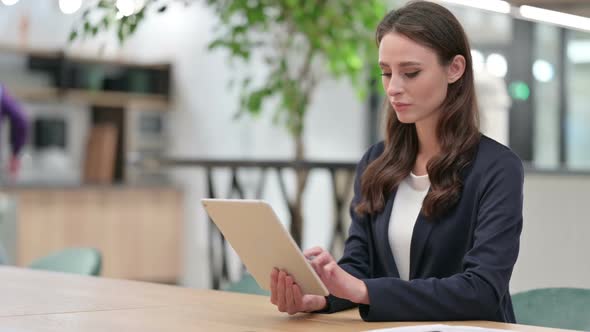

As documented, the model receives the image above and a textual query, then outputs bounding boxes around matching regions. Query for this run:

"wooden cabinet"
[7,186,182,283]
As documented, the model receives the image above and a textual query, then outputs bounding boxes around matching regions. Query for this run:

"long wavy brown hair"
[356,1,481,219]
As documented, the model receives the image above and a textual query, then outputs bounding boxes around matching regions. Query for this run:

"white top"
[388,172,430,281]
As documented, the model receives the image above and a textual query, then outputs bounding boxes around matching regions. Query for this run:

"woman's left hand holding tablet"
[270,268,327,314]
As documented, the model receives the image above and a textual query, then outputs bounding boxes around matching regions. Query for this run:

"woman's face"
[379,32,460,125]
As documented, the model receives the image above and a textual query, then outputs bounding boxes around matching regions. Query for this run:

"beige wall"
[511,174,590,293]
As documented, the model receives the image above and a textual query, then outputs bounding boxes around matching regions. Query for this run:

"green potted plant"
[70,0,387,245]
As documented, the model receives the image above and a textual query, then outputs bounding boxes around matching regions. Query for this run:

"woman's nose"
[386,76,404,96]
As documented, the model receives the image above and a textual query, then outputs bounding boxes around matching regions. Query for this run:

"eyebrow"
[379,61,422,68]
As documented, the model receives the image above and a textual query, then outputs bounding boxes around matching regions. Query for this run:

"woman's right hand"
[270,268,327,315]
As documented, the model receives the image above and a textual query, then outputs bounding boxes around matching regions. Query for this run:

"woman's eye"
[381,72,392,77]
[405,71,421,78]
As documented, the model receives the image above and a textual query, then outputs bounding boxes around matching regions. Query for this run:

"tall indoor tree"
[70,0,387,245]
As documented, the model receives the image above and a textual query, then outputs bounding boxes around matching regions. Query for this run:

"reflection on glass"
[533,24,560,169]
[533,60,554,83]
[471,49,485,73]
[486,53,508,78]
[449,4,512,146]
[566,30,590,169]
[444,2,590,171]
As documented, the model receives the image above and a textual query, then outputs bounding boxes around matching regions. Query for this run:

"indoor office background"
[0,0,588,303]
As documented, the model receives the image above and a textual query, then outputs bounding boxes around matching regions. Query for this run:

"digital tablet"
[201,198,329,296]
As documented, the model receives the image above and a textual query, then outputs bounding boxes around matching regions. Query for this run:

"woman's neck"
[414,115,440,175]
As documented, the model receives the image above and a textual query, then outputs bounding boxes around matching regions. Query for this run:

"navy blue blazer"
[322,135,524,322]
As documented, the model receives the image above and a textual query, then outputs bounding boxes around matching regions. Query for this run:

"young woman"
[270,0,523,323]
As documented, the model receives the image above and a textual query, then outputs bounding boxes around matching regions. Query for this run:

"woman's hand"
[8,155,19,179]
[270,268,327,315]
[304,246,369,305]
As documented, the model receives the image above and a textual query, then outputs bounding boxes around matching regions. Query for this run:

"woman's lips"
[392,102,411,112]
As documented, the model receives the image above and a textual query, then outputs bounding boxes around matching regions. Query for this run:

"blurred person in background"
[0,83,28,182]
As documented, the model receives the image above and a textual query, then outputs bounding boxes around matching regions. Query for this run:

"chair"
[28,247,102,276]
[512,287,590,331]
[223,273,270,296]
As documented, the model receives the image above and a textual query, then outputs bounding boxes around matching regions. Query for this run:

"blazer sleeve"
[358,150,524,321]
[318,143,378,313]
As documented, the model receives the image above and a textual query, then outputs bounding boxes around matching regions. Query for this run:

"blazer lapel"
[409,192,435,280]
[373,190,400,278]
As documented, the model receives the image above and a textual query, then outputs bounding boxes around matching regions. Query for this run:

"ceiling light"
[1,0,19,6]
[439,0,511,14]
[59,0,82,15]
[519,5,590,32]
[116,0,145,17]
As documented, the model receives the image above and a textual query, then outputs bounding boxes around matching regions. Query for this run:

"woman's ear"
[447,55,466,83]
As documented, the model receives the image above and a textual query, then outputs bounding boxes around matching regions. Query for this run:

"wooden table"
[0,267,576,331]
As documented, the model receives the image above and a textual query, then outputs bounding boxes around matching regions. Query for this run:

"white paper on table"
[364,324,510,332]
